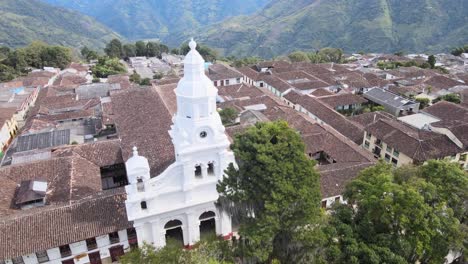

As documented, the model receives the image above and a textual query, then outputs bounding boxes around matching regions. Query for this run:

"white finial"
[189,38,197,50]
[132,146,139,156]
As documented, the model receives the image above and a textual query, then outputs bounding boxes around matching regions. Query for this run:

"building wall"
[213,77,243,87]
[3,229,132,264]
[0,116,18,153]
[362,132,413,167]
[362,131,468,169]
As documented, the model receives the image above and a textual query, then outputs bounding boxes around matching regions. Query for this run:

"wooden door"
[88,251,102,264]
[109,245,124,262]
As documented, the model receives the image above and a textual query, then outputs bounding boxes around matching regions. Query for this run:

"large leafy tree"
[135,41,147,57]
[105,38,124,58]
[217,120,324,263]
[325,161,465,264]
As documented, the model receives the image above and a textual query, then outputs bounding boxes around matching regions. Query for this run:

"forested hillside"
[0,0,121,49]
[197,0,468,57]
[42,0,270,40]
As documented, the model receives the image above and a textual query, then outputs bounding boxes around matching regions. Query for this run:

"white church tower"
[125,39,235,249]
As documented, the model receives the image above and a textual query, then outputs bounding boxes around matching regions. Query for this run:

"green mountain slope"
[198,0,468,57]
[42,0,270,41]
[0,0,121,49]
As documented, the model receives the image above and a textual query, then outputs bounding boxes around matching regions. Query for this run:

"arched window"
[199,211,216,221]
[164,220,183,230]
[195,165,202,178]
[207,162,215,176]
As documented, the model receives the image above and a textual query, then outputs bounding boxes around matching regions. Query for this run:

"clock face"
[200,131,207,138]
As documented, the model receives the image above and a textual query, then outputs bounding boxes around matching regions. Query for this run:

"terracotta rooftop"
[318,93,368,109]
[0,189,130,260]
[207,64,243,81]
[284,91,365,143]
[310,89,334,97]
[365,118,461,163]
[319,162,374,198]
[111,87,175,175]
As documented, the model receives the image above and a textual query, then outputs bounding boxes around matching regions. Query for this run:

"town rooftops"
[318,93,368,109]
[76,83,121,100]
[364,88,417,108]
[365,118,462,163]
[15,130,71,153]
[284,91,365,144]
[111,87,175,175]
[207,64,243,81]
[14,180,47,206]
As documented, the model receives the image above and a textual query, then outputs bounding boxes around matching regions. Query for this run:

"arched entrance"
[164,220,184,247]
[199,211,216,241]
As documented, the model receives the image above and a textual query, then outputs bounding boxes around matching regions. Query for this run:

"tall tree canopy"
[324,161,466,264]
[105,38,124,58]
[217,120,324,263]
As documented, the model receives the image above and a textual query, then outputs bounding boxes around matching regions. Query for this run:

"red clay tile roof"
[207,64,243,81]
[310,89,333,97]
[318,93,367,109]
[365,118,461,162]
[111,87,175,175]
[319,162,374,198]
[284,91,365,143]
[0,189,131,260]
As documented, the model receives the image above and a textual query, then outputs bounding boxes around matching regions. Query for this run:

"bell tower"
[169,39,229,158]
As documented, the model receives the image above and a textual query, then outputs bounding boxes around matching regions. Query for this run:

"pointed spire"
[189,38,197,50]
[132,146,139,157]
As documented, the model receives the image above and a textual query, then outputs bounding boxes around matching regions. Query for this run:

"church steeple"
[169,39,228,158]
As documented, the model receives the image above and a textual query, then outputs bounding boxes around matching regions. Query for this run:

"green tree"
[153,72,164,80]
[135,41,147,57]
[123,44,137,59]
[317,48,343,63]
[140,78,151,86]
[146,42,161,58]
[129,71,141,84]
[288,51,310,62]
[41,46,73,69]
[105,38,124,58]
[415,160,468,222]
[415,98,430,109]
[219,108,238,125]
[0,64,16,82]
[334,162,465,263]
[436,94,461,104]
[428,55,436,69]
[0,46,11,61]
[217,121,324,263]
[91,57,126,78]
[120,240,234,264]
[81,46,98,61]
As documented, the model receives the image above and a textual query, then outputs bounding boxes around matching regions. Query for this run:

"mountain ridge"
[0,0,121,49]
[41,0,270,41]
[196,0,468,57]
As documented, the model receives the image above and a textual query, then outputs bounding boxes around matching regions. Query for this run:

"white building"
[125,39,235,249]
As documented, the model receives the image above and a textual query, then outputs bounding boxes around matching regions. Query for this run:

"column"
[184,213,200,248]
[150,220,166,249]
[134,225,147,248]
[217,209,233,240]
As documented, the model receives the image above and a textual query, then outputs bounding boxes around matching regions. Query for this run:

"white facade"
[125,39,235,249]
